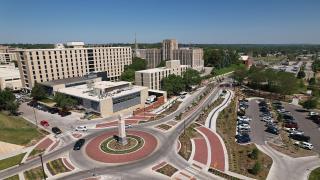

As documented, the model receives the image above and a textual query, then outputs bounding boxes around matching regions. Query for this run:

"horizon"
[1,0,320,44]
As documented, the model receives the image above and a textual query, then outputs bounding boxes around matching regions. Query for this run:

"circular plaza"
[85,130,158,164]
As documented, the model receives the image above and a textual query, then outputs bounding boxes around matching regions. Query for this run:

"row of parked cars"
[27,101,71,117]
[259,100,279,135]
[273,101,313,150]
[236,99,251,144]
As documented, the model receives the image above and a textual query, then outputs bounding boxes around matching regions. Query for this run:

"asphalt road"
[283,103,320,153]
[246,99,277,144]
[0,82,222,180]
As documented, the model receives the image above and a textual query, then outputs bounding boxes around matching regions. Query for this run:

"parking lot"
[283,104,320,153]
[246,99,278,145]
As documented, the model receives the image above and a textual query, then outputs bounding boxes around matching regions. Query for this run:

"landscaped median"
[0,153,26,171]
[100,135,144,154]
[46,158,71,175]
[178,123,201,160]
[24,166,47,180]
[216,99,272,179]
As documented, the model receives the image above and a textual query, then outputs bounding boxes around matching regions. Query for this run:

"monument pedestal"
[118,114,128,145]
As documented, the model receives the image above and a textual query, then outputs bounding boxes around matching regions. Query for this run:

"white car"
[284,127,296,132]
[294,141,313,150]
[125,124,132,129]
[309,112,319,116]
[238,124,250,129]
[237,116,251,122]
[262,116,273,122]
[75,126,87,131]
[289,129,304,135]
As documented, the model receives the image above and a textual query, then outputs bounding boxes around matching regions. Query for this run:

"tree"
[302,98,318,110]
[6,101,19,115]
[120,69,135,82]
[249,162,261,175]
[309,78,316,85]
[31,83,47,101]
[182,69,201,89]
[297,70,306,79]
[162,74,185,96]
[157,60,166,67]
[232,66,248,85]
[54,93,77,111]
[0,88,15,110]
[249,148,259,160]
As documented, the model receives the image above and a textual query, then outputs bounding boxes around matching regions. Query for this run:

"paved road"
[283,103,320,153]
[0,82,222,180]
[304,61,314,80]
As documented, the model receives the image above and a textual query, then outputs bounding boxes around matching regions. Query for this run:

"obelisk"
[118,114,127,145]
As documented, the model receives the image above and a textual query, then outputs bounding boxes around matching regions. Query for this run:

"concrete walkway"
[0,142,24,159]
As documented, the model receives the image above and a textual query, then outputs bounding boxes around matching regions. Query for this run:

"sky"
[1,0,320,44]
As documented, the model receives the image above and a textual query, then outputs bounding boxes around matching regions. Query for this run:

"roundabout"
[85,130,158,164]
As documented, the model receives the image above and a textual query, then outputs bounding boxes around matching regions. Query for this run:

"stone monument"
[118,114,127,145]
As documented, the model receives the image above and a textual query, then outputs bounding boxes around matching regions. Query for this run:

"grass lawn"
[0,112,45,146]
[156,164,178,177]
[46,158,70,175]
[178,123,201,160]
[156,124,172,130]
[24,166,47,180]
[309,167,320,180]
[213,64,244,76]
[28,148,45,158]
[216,99,272,179]
[39,98,56,107]
[4,175,19,180]
[0,153,26,171]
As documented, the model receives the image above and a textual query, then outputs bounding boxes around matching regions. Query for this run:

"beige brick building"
[173,48,204,71]
[0,64,22,90]
[135,48,162,68]
[162,39,178,60]
[15,42,132,88]
[135,60,189,90]
[0,53,17,64]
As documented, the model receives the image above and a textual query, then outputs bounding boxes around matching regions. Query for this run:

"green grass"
[28,148,45,157]
[24,166,47,180]
[0,112,45,145]
[0,153,26,171]
[4,175,19,180]
[39,98,55,104]
[100,135,144,154]
[309,167,320,180]
[213,64,244,76]
[46,158,70,175]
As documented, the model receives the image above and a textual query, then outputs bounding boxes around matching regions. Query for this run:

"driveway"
[283,103,320,153]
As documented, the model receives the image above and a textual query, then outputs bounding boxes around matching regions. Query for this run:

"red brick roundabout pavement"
[85,130,158,163]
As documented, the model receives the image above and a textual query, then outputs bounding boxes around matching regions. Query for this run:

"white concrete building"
[135,60,189,90]
[57,81,148,117]
[0,53,18,64]
[0,64,22,90]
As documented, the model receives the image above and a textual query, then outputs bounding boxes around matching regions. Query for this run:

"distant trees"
[204,49,240,69]
[120,57,147,82]
[31,83,47,101]
[0,88,19,115]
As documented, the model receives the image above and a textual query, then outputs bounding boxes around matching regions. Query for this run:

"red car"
[40,120,49,127]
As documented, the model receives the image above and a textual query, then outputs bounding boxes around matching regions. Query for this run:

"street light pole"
[39,154,46,180]
[33,107,38,128]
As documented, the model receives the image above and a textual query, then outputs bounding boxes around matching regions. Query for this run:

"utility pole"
[33,107,38,128]
[39,154,46,180]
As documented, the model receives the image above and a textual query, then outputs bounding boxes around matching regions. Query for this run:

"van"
[146,95,157,104]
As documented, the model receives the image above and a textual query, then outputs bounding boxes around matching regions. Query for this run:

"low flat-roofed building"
[0,52,18,64]
[135,60,189,90]
[56,81,148,117]
[239,55,253,68]
[0,64,22,90]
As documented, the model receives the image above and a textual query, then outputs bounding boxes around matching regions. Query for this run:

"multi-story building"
[162,39,178,60]
[57,80,148,117]
[0,52,18,64]
[172,48,204,71]
[135,48,162,68]
[135,60,189,90]
[15,42,132,88]
[0,63,22,90]
[135,39,204,70]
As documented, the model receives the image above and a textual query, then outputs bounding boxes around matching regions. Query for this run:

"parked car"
[75,126,87,131]
[289,130,304,136]
[262,116,273,122]
[289,134,310,142]
[294,141,313,150]
[49,108,59,114]
[125,124,133,129]
[238,124,250,129]
[40,120,49,127]
[237,116,251,122]
[284,122,298,129]
[27,101,38,107]
[284,127,296,132]
[266,126,279,135]
[52,127,62,135]
[146,95,157,104]
[58,110,71,117]
[309,112,319,116]
[237,120,249,125]
[73,139,85,150]
[236,133,251,143]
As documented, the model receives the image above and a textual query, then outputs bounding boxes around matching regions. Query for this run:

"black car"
[27,101,38,107]
[266,126,279,135]
[49,108,59,114]
[236,134,251,143]
[260,107,269,113]
[289,134,310,142]
[58,110,71,117]
[73,139,85,150]
[52,127,62,135]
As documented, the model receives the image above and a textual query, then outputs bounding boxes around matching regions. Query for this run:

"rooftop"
[58,81,146,102]
[0,65,20,79]
[40,75,100,87]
